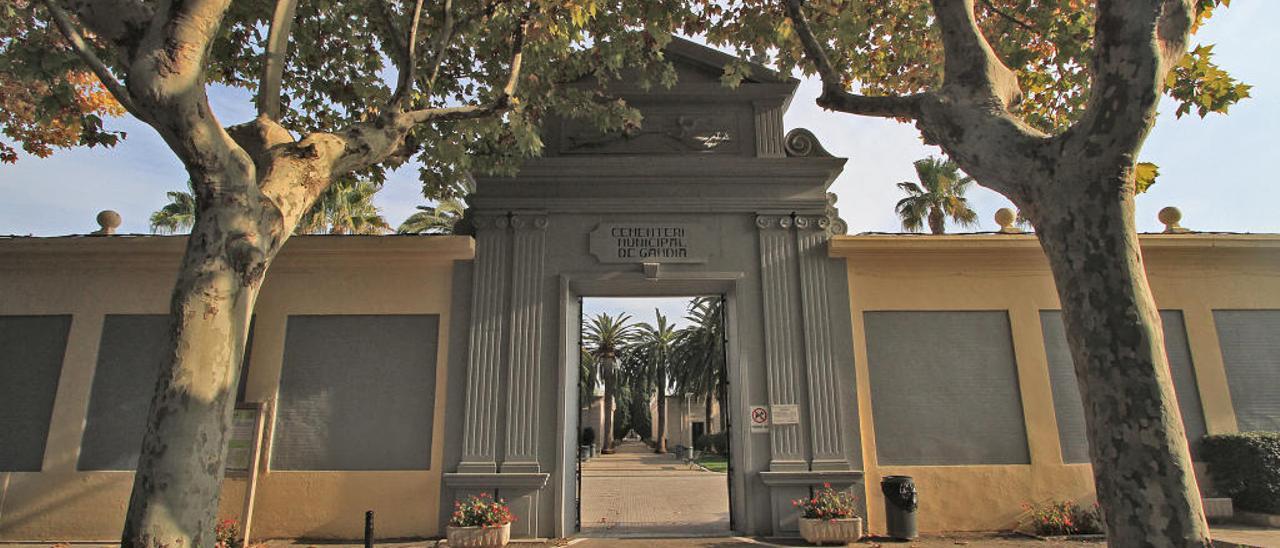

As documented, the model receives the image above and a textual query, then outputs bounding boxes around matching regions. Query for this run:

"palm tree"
[399,177,473,234]
[895,156,979,234]
[633,310,679,453]
[398,196,467,234]
[149,182,196,234]
[583,313,636,453]
[297,178,391,235]
[672,297,727,435]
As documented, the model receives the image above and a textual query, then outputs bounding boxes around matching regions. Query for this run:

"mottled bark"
[1028,171,1209,546]
[123,191,267,548]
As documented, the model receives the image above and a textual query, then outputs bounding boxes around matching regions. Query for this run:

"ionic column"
[756,214,806,470]
[503,213,548,472]
[795,214,848,469]
[458,213,511,473]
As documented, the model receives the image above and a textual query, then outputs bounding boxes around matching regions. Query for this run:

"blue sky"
[2,4,1275,243]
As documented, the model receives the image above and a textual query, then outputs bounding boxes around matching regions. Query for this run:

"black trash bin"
[881,475,918,540]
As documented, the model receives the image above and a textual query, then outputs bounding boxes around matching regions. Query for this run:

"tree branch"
[977,0,1038,33]
[1072,0,1192,153]
[62,0,152,46]
[403,3,529,124]
[421,0,456,93]
[41,0,147,121]
[392,0,429,106]
[930,0,1021,108]
[782,0,923,119]
[258,0,299,120]
[377,2,409,73]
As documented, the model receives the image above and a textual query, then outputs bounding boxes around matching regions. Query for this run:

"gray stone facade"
[440,38,862,537]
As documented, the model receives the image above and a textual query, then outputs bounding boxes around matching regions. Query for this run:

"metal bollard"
[364,510,374,548]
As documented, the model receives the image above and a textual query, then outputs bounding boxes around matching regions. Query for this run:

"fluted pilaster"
[459,213,511,472]
[753,101,785,158]
[503,214,549,471]
[756,214,806,470]
[794,214,847,469]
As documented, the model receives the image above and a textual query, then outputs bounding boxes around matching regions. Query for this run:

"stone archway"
[438,37,865,538]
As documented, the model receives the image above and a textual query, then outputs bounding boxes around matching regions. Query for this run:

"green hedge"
[695,431,730,455]
[1201,432,1280,514]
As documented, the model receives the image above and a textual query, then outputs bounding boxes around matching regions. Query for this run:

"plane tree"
[6,0,700,545]
[697,0,1249,544]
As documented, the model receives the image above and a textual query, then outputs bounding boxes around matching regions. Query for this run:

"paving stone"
[579,440,730,536]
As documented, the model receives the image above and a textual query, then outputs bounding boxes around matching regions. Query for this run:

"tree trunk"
[928,206,945,234]
[655,370,667,453]
[1030,174,1210,546]
[121,202,269,548]
[602,388,615,453]
[705,391,714,435]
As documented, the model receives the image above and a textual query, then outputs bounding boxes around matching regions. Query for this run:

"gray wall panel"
[273,314,439,470]
[865,311,1030,465]
[0,315,72,471]
[79,314,170,470]
[1042,310,1207,463]
[1163,311,1208,450]
[1040,311,1089,464]
[1214,310,1280,432]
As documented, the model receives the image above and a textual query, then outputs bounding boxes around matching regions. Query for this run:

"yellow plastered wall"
[0,235,472,541]
[832,234,1280,534]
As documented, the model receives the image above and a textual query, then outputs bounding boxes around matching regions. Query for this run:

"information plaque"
[226,403,264,475]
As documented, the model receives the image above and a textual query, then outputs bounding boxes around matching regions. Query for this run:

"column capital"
[793,214,830,231]
[472,213,510,230]
[511,213,549,231]
[756,214,794,230]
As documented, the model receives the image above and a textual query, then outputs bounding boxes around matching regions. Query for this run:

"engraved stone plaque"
[559,109,740,155]
[589,222,709,263]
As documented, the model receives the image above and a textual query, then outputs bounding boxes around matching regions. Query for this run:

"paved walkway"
[579,440,730,536]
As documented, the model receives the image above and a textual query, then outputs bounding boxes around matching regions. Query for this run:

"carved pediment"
[559,108,741,155]
[547,38,800,158]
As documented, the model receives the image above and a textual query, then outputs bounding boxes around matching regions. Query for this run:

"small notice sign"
[749,405,770,434]
[589,222,709,264]
[225,404,264,475]
[771,404,800,425]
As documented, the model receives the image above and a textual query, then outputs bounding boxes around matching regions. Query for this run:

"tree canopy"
[4,0,705,200]
[696,0,1247,134]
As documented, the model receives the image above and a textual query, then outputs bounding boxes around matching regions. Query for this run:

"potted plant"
[793,483,863,545]
[214,518,242,548]
[447,493,514,547]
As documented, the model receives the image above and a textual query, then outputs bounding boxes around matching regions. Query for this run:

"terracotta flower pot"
[446,523,511,547]
[799,517,863,545]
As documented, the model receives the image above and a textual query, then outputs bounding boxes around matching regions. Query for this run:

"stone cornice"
[830,233,1280,257]
[758,470,864,486]
[0,235,475,270]
[443,472,550,490]
[476,157,845,186]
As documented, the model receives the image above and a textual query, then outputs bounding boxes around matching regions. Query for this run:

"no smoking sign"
[749,405,770,433]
